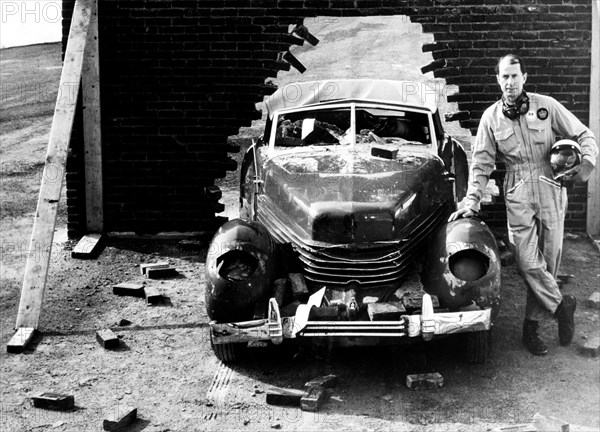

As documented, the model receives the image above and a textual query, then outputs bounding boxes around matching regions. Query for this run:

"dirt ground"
[1,17,599,432]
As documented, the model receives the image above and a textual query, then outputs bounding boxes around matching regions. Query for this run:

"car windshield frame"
[268,100,438,157]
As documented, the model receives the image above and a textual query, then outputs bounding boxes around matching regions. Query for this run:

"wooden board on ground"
[71,233,103,258]
[13,0,95,336]
[6,328,36,353]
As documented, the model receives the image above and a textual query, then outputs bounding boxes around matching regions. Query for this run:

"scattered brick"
[146,266,178,279]
[112,282,145,297]
[406,372,444,390]
[304,374,339,389]
[402,294,439,310]
[586,292,600,309]
[289,273,309,301]
[144,286,162,305]
[7,327,36,353]
[371,144,398,159]
[308,306,339,320]
[579,336,600,357]
[367,302,406,321]
[31,393,75,411]
[301,386,326,412]
[140,262,169,276]
[273,278,288,307]
[96,329,119,349]
[266,387,304,406]
[103,406,137,431]
[492,424,536,432]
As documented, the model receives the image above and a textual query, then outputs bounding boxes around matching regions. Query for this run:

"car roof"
[264,79,439,118]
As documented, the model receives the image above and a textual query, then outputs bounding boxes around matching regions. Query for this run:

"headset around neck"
[502,91,530,120]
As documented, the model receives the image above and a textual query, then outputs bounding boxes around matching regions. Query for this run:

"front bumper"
[210,290,491,345]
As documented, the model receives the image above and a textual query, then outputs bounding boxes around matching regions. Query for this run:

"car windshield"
[274,106,432,147]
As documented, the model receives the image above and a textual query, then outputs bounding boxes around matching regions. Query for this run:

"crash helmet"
[550,139,581,179]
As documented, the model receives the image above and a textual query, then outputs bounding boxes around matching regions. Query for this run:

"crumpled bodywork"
[422,217,502,317]
[205,219,278,322]
[206,80,500,360]
[260,145,453,245]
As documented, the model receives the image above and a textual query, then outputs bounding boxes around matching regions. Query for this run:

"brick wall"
[62,0,593,237]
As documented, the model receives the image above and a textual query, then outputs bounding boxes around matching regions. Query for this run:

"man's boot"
[522,319,548,356]
[554,294,577,346]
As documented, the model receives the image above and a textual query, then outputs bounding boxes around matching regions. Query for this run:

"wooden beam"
[82,0,103,232]
[588,0,600,236]
[14,0,94,331]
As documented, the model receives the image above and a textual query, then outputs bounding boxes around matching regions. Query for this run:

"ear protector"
[502,92,529,120]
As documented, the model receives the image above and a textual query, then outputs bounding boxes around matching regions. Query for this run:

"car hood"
[260,145,452,244]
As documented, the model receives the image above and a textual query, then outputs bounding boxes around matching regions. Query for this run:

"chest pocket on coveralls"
[493,127,518,155]
[526,119,548,146]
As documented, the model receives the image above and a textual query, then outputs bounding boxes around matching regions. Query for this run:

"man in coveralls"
[449,54,598,356]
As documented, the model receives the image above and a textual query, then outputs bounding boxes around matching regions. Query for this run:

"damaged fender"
[205,219,278,322]
[422,217,501,317]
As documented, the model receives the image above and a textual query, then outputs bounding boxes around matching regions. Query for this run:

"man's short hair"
[496,54,526,75]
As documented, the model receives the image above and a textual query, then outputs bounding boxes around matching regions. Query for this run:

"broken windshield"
[274,106,432,147]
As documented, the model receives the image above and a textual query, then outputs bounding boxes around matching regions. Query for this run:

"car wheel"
[465,328,492,364]
[211,341,248,363]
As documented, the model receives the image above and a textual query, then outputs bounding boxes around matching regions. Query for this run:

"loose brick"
[586,292,600,309]
[112,282,145,297]
[273,278,288,307]
[579,337,600,357]
[371,144,398,159]
[304,374,338,389]
[289,273,309,301]
[300,386,326,412]
[96,329,120,349]
[367,302,406,321]
[308,306,339,320]
[266,387,304,406]
[144,286,162,305]
[7,328,36,353]
[140,262,170,276]
[146,267,178,279]
[71,233,103,259]
[103,406,137,431]
[492,424,536,432]
[31,393,75,411]
[406,372,444,390]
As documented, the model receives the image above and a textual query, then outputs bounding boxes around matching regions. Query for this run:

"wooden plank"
[71,233,103,258]
[7,328,36,353]
[14,0,94,331]
[82,0,103,232]
[588,0,600,236]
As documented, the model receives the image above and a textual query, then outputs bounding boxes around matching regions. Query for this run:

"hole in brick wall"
[216,15,472,221]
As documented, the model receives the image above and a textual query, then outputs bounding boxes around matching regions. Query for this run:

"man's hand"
[448,206,477,222]
[560,159,595,183]
[570,159,595,183]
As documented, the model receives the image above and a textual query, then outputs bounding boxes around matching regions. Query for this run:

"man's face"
[496,60,527,104]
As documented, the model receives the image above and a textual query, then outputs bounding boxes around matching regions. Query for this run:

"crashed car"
[205,79,501,363]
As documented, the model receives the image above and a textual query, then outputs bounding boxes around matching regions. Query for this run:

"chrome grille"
[257,196,450,289]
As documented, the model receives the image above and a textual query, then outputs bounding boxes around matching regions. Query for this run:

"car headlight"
[217,250,258,282]
[449,249,489,281]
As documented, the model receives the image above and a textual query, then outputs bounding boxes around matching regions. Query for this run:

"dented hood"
[260,145,451,244]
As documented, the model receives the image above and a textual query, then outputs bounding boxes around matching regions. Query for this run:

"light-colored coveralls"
[464,93,598,321]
